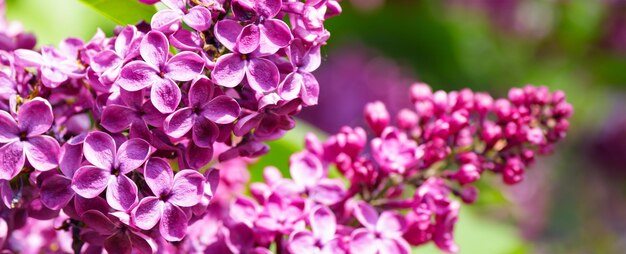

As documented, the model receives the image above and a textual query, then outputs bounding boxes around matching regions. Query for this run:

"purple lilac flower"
[151,0,213,34]
[81,209,156,254]
[132,157,206,241]
[117,30,205,113]
[350,201,411,254]
[288,206,346,254]
[71,131,151,211]
[0,98,60,178]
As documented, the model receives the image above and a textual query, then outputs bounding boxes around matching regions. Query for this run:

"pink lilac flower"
[288,206,346,254]
[0,98,60,178]
[71,131,151,211]
[350,201,411,254]
[278,39,321,106]
[117,30,205,113]
[131,157,206,241]
[151,0,212,33]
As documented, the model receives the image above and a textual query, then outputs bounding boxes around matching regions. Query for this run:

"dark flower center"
[159,192,171,201]
[19,132,28,141]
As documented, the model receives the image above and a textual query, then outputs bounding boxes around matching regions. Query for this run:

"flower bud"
[460,186,479,204]
[410,82,432,103]
[397,109,418,130]
[454,164,481,185]
[364,101,390,136]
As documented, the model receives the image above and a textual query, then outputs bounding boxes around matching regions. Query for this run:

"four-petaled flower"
[349,201,412,254]
[288,206,346,254]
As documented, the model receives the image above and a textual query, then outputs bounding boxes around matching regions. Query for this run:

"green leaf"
[78,0,156,25]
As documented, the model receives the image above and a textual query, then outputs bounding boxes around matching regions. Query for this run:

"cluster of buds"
[0,0,339,252]
[175,83,572,253]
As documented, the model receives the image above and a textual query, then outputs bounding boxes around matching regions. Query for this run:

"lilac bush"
[0,0,574,253]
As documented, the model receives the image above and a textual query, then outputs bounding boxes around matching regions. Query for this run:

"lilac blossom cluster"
[0,0,339,252]
[177,83,572,253]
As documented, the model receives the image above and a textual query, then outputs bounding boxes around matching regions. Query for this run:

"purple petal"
[40,174,73,210]
[0,181,12,208]
[74,195,109,216]
[141,101,167,127]
[81,210,118,235]
[83,131,116,170]
[24,135,60,171]
[18,98,53,136]
[14,49,43,67]
[151,78,182,114]
[144,157,174,196]
[151,9,183,34]
[225,223,254,251]
[59,143,82,177]
[0,111,18,143]
[349,229,378,254]
[203,169,219,199]
[128,231,156,254]
[230,197,259,226]
[169,169,205,207]
[214,20,243,51]
[289,152,323,188]
[140,31,170,68]
[41,66,68,87]
[211,53,246,88]
[101,105,136,133]
[300,72,319,106]
[188,77,214,108]
[310,206,336,243]
[104,232,132,254]
[246,58,279,92]
[71,166,111,198]
[169,29,203,51]
[278,72,302,101]
[91,50,122,73]
[116,138,151,174]
[233,112,263,136]
[115,25,140,58]
[164,52,205,81]
[164,107,194,138]
[255,0,281,18]
[259,19,292,55]
[289,40,321,72]
[132,196,163,230]
[185,142,213,169]
[236,24,260,55]
[353,202,379,230]
[160,202,188,241]
[379,238,411,254]
[309,179,345,205]
[192,116,219,148]
[376,211,406,238]
[288,231,318,254]
[183,6,212,31]
[117,61,160,91]
[200,95,240,124]
[106,174,139,211]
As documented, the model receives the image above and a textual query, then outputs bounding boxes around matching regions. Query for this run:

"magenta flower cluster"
[0,0,339,253]
[176,83,572,254]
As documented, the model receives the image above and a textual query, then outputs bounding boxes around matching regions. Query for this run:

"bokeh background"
[7,0,626,253]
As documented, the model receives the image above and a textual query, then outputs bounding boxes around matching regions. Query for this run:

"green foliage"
[78,0,156,25]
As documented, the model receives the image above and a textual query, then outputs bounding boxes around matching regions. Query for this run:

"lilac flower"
[100,89,166,138]
[255,192,305,235]
[289,151,345,205]
[71,131,151,211]
[231,0,293,54]
[151,0,212,33]
[211,20,281,92]
[224,223,272,254]
[117,30,205,113]
[89,25,142,88]
[0,98,60,179]
[371,127,422,174]
[14,39,84,88]
[349,202,411,254]
[131,157,205,241]
[234,93,299,140]
[164,77,240,147]
[288,206,346,254]
[81,209,156,254]
[40,134,86,210]
[278,39,321,106]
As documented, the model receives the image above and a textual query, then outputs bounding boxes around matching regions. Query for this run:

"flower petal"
[132,196,163,230]
[164,51,205,82]
[116,138,151,174]
[151,9,183,34]
[184,141,213,170]
[183,6,212,31]
[160,202,188,241]
[192,116,219,148]
[214,20,243,51]
[151,78,182,114]
[288,231,318,254]
[169,169,205,207]
[104,232,132,254]
[211,53,246,88]
[40,174,73,210]
[140,31,170,68]
[117,61,160,91]
[278,72,302,101]
[200,95,240,124]
[255,0,281,18]
[289,151,323,188]
[81,210,118,235]
[300,72,320,106]
[259,19,292,55]
[233,112,263,137]
[0,111,18,143]
[188,77,214,108]
[164,107,194,138]
[379,238,411,254]
[310,206,337,243]
[18,98,53,136]
[349,229,378,254]
[0,141,23,180]
[71,166,110,198]
[236,24,260,55]
[377,211,406,238]
[246,58,279,92]
[14,49,43,67]
[353,201,379,230]
[83,131,116,170]
[101,105,137,133]
[24,135,60,171]
[129,231,157,254]
[144,157,173,196]
[106,174,139,211]
[91,49,122,73]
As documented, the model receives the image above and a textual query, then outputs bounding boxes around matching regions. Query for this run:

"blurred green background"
[8,0,626,253]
